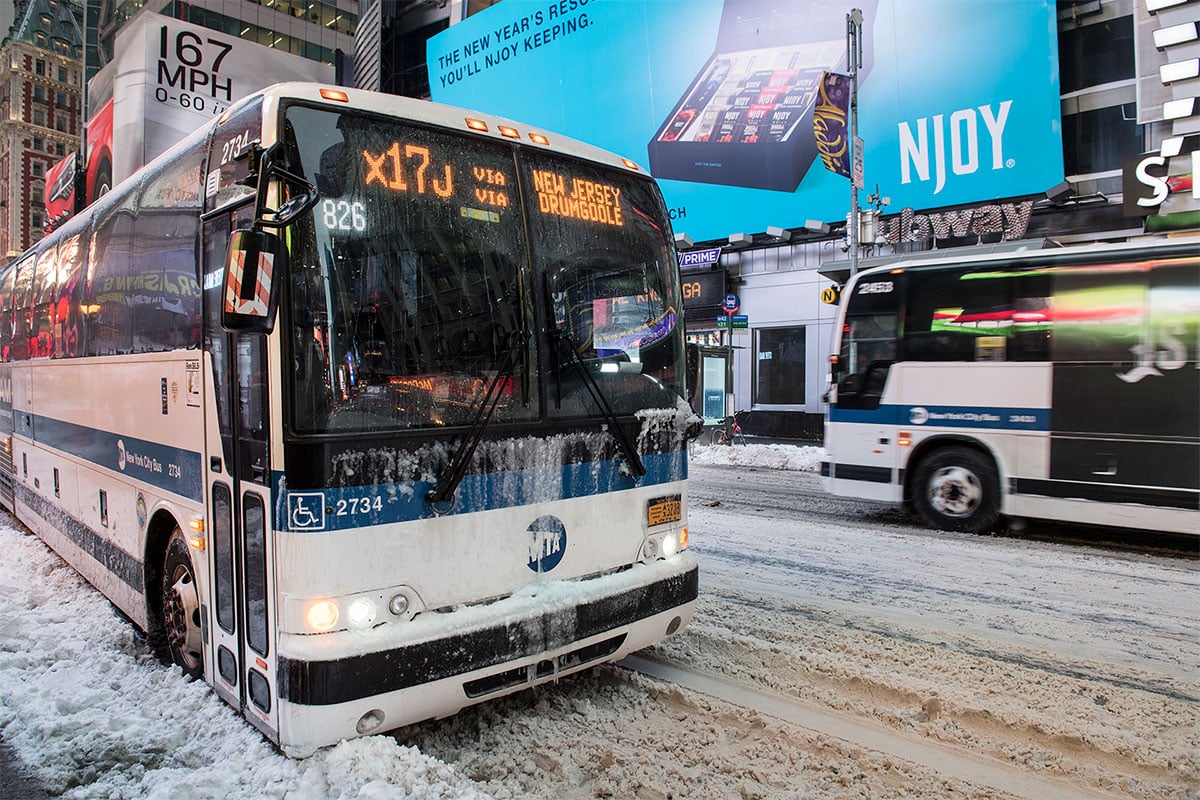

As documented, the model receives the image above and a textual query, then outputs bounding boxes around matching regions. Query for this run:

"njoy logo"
[899,101,1013,195]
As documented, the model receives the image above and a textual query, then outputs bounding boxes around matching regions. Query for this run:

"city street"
[1,444,1195,798]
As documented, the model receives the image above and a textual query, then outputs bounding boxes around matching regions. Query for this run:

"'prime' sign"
[678,247,722,268]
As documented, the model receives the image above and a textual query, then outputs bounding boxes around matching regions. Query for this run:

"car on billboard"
[43,151,77,228]
[86,96,114,205]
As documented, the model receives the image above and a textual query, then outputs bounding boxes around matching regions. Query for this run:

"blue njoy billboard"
[427,0,1064,242]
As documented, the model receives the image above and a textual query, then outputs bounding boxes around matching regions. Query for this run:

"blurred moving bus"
[822,238,1199,536]
[0,83,699,756]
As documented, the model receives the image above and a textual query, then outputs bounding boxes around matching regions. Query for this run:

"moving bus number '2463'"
[822,237,1199,537]
[0,83,701,757]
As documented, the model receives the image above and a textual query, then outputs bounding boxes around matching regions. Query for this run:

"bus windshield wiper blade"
[547,330,646,478]
[426,330,528,506]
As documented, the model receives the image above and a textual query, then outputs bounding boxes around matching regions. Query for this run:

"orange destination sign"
[532,169,624,227]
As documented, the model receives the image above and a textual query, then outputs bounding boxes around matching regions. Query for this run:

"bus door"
[829,274,902,486]
[202,212,280,742]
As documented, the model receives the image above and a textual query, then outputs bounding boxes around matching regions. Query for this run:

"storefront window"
[754,326,805,406]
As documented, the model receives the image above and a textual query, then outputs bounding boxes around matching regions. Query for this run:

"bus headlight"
[640,528,689,563]
[388,592,410,617]
[347,597,377,627]
[288,585,424,634]
[305,599,340,632]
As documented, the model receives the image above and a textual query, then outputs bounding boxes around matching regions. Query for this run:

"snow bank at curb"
[690,442,824,472]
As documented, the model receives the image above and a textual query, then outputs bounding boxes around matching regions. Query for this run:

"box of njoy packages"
[647,0,876,193]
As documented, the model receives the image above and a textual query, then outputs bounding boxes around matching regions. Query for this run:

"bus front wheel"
[161,529,204,680]
[912,447,1000,534]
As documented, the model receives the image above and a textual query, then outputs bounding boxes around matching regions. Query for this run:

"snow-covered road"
[0,443,1195,799]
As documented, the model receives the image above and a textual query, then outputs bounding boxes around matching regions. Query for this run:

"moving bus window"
[281,105,535,433]
[902,265,1051,363]
[836,274,899,409]
[522,153,685,417]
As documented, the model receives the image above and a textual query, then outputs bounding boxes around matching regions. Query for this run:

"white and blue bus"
[0,83,699,756]
[822,238,1199,537]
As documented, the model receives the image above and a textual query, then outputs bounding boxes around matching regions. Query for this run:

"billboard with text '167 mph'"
[427,0,1063,242]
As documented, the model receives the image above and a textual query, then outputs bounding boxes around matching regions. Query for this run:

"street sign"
[721,293,740,313]
[715,314,748,329]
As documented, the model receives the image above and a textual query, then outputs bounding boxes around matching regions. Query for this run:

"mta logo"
[527,515,567,573]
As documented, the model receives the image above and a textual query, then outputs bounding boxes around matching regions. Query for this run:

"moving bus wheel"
[161,528,204,680]
[911,446,1000,534]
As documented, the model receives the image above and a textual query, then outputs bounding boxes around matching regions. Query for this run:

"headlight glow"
[305,599,340,632]
[347,597,377,627]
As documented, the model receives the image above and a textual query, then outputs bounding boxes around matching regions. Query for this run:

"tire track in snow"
[619,653,1119,800]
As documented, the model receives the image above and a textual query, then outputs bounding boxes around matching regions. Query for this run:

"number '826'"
[321,199,367,232]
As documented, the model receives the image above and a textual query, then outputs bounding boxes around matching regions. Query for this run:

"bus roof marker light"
[529,132,550,145]
[465,118,488,132]
[319,88,350,103]
[621,158,640,171]
[498,125,520,139]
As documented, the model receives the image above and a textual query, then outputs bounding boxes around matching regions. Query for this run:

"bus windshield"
[283,105,534,433]
[281,104,683,434]
[524,151,685,417]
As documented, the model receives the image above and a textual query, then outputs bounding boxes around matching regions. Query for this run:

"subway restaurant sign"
[877,199,1033,245]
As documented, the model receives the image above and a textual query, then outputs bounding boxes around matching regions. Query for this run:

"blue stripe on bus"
[828,405,1050,431]
[276,450,686,533]
[29,414,204,502]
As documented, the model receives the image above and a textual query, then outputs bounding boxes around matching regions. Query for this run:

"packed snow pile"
[690,441,824,471]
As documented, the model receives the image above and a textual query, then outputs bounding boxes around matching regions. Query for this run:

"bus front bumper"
[273,553,698,756]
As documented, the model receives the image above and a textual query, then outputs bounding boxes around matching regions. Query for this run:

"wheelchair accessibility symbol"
[289,492,326,531]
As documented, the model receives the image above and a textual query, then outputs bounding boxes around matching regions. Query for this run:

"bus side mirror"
[221,228,287,334]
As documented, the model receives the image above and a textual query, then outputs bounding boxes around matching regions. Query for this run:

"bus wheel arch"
[145,511,204,679]
[907,440,1001,534]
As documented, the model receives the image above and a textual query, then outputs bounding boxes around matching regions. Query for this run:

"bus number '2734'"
[336,496,383,516]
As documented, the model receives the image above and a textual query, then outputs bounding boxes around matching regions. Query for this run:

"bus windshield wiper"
[426,330,528,506]
[544,280,646,478]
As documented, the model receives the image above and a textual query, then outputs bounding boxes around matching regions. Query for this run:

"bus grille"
[462,634,626,698]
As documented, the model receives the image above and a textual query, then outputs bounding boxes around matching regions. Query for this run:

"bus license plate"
[646,495,682,526]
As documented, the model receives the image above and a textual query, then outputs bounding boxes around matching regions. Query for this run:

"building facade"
[95,0,357,70]
[0,0,84,259]
[692,0,1198,438]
